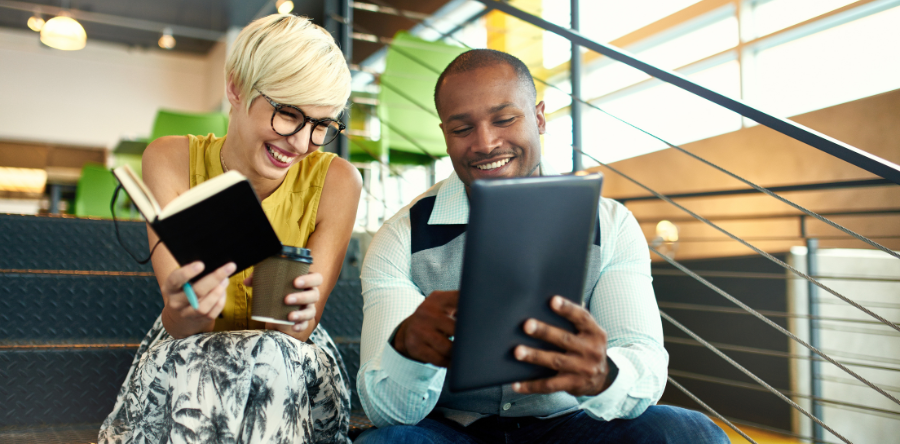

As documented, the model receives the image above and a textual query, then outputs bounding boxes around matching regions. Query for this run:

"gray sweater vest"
[408,195,603,425]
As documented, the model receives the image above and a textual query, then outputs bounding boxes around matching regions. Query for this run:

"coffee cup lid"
[278,245,312,262]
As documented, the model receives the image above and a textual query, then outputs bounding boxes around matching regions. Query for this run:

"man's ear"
[535,101,547,135]
[225,77,243,109]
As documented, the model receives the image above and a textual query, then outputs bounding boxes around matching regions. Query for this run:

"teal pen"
[182,283,200,310]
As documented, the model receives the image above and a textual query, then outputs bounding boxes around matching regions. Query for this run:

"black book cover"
[151,181,282,281]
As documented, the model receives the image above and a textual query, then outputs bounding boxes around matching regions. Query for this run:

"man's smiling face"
[436,63,546,192]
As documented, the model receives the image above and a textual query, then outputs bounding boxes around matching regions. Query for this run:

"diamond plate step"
[0,347,136,427]
[0,214,153,273]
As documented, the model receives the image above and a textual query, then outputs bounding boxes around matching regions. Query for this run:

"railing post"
[326,0,353,160]
[570,0,583,173]
[806,237,824,442]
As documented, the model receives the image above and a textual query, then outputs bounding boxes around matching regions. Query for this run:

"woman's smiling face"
[229,88,339,181]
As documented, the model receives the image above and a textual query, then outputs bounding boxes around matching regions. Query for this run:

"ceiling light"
[276,0,294,14]
[27,14,45,32]
[158,27,176,50]
[40,14,86,50]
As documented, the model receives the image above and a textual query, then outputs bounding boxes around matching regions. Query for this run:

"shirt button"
[502,403,512,411]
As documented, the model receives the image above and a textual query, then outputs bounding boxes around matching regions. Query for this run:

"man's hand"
[393,290,458,367]
[512,296,612,397]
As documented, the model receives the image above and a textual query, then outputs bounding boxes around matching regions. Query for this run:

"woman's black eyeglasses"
[257,90,345,146]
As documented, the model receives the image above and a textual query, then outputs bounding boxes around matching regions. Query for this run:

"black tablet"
[448,173,603,392]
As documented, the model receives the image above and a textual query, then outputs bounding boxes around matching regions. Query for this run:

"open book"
[113,164,282,279]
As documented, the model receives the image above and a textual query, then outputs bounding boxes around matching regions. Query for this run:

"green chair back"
[73,163,119,219]
[149,109,228,142]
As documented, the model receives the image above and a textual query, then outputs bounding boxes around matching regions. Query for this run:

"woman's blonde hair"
[225,14,351,116]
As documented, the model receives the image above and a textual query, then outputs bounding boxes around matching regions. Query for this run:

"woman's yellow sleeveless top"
[187,133,336,331]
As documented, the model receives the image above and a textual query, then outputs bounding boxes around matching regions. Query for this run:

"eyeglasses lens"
[273,107,303,136]
[313,121,343,146]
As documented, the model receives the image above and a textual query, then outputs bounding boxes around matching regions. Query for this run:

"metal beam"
[0,0,225,41]
[570,0,582,172]
[615,178,893,203]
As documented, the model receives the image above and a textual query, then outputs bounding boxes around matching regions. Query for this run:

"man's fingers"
[243,272,253,287]
[294,272,323,289]
[514,346,578,372]
[431,290,459,313]
[414,339,452,367]
[550,296,605,339]
[523,318,586,353]
[430,311,456,337]
[512,373,581,395]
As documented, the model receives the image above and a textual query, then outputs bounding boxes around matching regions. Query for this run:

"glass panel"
[543,115,574,173]
[639,15,738,71]
[582,14,738,100]
[582,61,742,163]
[543,79,572,115]
[542,0,571,69]
[580,0,703,43]
[754,5,900,117]
[754,0,857,38]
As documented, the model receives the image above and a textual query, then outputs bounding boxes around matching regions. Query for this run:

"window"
[582,11,738,100]
[753,0,858,38]
[583,61,742,163]
[543,0,703,70]
[754,5,900,117]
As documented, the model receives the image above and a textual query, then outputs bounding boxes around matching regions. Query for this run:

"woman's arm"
[275,156,362,341]
[142,136,233,339]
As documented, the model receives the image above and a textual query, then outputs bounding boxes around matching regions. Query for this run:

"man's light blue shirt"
[358,165,668,428]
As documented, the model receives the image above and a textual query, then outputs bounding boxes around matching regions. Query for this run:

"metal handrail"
[476,0,900,186]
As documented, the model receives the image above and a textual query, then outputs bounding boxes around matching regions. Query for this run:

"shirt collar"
[428,160,558,225]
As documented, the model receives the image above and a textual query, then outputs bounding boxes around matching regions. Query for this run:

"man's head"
[434,49,545,191]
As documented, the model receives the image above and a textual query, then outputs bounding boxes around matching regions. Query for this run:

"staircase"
[0,213,369,442]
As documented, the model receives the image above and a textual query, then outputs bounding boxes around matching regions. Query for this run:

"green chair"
[149,109,228,142]
[73,163,120,218]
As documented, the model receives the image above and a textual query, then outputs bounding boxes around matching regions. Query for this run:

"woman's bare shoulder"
[142,136,192,204]
[322,156,362,195]
[317,156,362,221]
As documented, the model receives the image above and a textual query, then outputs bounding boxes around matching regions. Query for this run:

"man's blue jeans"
[354,405,729,444]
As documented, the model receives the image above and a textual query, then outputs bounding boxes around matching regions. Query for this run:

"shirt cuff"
[381,332,446,393]
[576,349,637,421]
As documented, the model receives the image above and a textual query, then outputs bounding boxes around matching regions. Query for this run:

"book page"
[159,170,248,220]
[112,164,160,221]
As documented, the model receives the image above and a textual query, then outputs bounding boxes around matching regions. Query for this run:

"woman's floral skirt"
[98,317,351,444]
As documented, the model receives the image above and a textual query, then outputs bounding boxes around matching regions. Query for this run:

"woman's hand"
[161,261,235,339]
[244,272,322,340]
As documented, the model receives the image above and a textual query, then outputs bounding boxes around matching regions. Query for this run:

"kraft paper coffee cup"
[250,246,313,325]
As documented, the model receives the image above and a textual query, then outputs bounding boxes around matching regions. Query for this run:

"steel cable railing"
[667,369,900,419]
[658,301,900,327]
[665,376,760,444]
[346,6,900,336]
[647,244,900,407]
[347,7,900,323]
[662,336,900,374]
[660,310,853,444]
[475,0,900,185]
[345,0,900,440]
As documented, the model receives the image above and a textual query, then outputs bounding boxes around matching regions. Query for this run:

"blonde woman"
[100,14,361,444]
